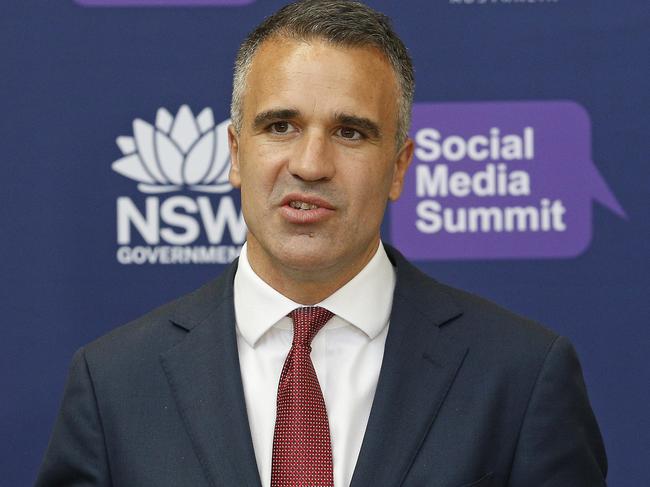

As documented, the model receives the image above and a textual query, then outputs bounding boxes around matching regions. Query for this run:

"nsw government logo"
[112,105,246,265]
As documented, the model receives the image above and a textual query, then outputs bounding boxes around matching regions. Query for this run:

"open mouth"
[280,194,335,224]
[289,200,319,210]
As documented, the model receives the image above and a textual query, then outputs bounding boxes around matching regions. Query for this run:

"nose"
[287,129,336,182]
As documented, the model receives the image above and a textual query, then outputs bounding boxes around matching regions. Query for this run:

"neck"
[245,239,380,305]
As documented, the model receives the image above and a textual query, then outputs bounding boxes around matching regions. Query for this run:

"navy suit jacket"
[35,246,607,487]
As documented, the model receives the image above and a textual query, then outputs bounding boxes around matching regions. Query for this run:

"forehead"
[242,36,399,129]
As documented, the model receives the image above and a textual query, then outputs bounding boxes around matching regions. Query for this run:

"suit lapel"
[350,248,468,487]
[159,262,262,487]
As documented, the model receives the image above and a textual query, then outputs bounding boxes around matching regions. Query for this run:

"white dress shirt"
[234,241,396,487]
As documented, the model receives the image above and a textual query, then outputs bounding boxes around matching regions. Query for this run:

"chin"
[273,242,340,273]
[281,249,336,271]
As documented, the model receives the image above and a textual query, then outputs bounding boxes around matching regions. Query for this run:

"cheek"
[239,147,283,192]
[343,175,391,223]
[345,158,395,199]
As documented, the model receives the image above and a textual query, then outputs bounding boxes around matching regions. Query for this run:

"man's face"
[229,37,413,286]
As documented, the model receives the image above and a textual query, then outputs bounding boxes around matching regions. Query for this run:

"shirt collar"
[234,241,396,347]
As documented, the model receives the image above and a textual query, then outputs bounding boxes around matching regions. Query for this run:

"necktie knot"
[289,306,333,347]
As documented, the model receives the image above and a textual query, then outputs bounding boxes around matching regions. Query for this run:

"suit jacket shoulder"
[356,245,607,487]
[36,261,246,487]
[83,261,237,374]
[387,243,558,362]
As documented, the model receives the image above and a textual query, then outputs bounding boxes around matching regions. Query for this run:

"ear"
[228,124,242,189]
[388,138,414,201]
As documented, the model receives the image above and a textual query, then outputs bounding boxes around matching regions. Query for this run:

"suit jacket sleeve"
[508,336,607,486]
[34,348,111,487]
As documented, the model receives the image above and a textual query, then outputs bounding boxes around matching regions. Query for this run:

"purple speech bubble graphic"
[75,0,253,6]
[390,101,625,260]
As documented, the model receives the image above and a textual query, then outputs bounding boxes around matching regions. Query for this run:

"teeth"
[290,200,318,210]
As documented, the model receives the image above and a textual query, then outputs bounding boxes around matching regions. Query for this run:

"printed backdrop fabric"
[1,1,648,485]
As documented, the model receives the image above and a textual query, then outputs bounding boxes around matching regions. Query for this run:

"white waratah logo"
[112,105,232,194]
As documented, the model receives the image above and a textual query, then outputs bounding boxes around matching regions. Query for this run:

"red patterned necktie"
[271,306,335,487]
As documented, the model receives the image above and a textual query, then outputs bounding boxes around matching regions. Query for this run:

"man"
[36,1,607,486]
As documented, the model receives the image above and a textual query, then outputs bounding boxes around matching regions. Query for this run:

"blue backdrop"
[1,1,648,485]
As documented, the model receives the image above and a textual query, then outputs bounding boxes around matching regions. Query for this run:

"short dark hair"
[231,0,414,147]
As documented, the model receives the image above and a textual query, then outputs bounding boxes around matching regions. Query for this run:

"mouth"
[288,200,320,210]
[280,194,335,224]
[280,193,335,210]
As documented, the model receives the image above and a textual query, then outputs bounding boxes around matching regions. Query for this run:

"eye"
[337,127,363,140]
[268,121,296,134]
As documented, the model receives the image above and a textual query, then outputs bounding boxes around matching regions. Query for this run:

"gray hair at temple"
[230,0,415,149]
